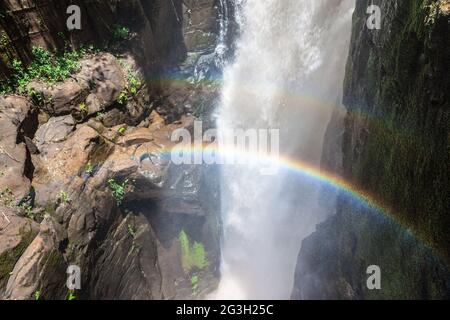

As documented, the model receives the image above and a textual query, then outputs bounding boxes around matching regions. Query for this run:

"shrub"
[117,127,127,135]
[178,230,209,273]
[191,275,199,296]
[66,290,76,301]
[107,179,129,205]
[113,25,130,40]
[58,190,70,204]
[85,162,94,175]
[0,46,84,94]
[127,224,137,238]
[19,203,35,220]
[79,102,87,112]
[117,90,128,105]
[0,187,15,207]
[116,60,142,105]
[34,291,41,300]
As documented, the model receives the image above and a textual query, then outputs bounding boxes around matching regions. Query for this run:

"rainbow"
[162,144,391,216]
[139,71,431,249]
[156,144,440,253]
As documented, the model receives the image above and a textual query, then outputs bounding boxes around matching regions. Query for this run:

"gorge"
[0,0,449,300]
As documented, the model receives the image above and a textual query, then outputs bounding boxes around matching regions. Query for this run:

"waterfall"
[215,0,355,299]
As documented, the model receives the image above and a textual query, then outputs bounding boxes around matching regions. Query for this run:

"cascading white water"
[215,0,355,299]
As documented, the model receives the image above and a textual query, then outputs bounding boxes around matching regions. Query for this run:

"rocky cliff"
[0,0,225,300]
[0,0,185,78]
[292,0,450,299]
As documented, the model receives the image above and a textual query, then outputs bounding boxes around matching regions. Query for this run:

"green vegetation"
[79,102,87,112]
[85,162,94,176]
[0,46,85,94]
[108,179,129,205]
[96,112,106,121]
[19,202,35,220]
[0,187,15,207]
[127,223,140,253]
[116,60,142,105]
[342,0,450,264]
[0,189,40,220]
[66,290,77,301]
[113,25,130,40]
[117,127,127,135]
[0,230,35,288]
[117,90,128,105]
[58,190,70,204]
[127,71,141,95]
[178,230,208,273]
[0,31,9,51]
[127,224,137,238]
[34,291,41,300]
[191,275,200,296]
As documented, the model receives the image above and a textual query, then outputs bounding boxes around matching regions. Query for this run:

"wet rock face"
[292,0,450,299]
[342,1,450,254]
[183,0,219,53]
[0,0,186,76]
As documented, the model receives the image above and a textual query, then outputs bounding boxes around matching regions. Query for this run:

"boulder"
[34,115,75,151]
[3,215,66,300]
[76,54,127,115]
[0,96,36,201]
[0,206,39,295]
[27,53,126,118]
[31,124,103,205]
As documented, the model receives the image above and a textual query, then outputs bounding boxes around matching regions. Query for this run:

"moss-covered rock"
[343,0,450,262]
[0,229,36,291]
[293,0,450,299]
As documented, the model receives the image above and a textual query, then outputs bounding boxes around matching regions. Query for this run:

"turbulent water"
[215,0,355,299]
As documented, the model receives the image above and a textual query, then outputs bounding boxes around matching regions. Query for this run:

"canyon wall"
[0,0,223,300]
[293,0,450,299]
[0,0,186,79]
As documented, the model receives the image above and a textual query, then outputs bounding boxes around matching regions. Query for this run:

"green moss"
[44,249,64,269]
[191,274,199,296]
[0,230,36,289]
[178,230,209,273]
[344,0,450,263]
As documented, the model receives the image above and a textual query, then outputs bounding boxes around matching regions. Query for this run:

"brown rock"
[0,206,39,294]
[27,53,126,118]
[3,216,66,300]
[0,96,36,201]
[33,115,75,151]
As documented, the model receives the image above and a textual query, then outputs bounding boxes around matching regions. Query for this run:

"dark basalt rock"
[292,0,450,299]
[0,0,187,78]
